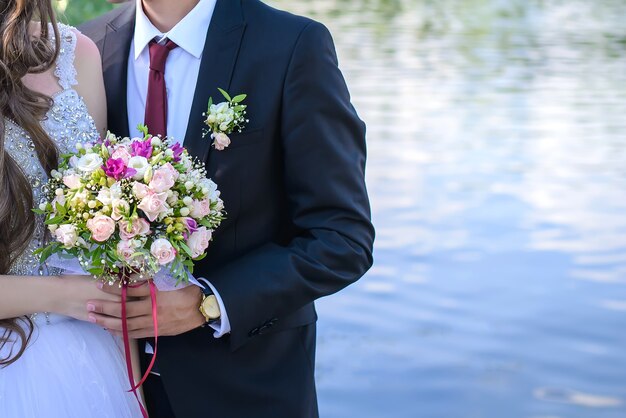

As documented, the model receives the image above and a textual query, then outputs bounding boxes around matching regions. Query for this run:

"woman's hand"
[52,275,122,322]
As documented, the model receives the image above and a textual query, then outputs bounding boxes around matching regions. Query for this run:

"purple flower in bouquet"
[182,217,198,239]
[171,142,184,162]
[103,158,136,180]
[184,217,199,233]
[131,139,153,158]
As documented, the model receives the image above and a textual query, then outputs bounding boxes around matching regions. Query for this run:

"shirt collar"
[133,0,217,60]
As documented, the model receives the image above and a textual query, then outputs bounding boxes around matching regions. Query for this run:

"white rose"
[128,156,149,180]
[222,109,235,125]
[96,182,122,206]
[75,153,103,173]
[96,188,113,206]
[55,224,78,248]
[199,179,219,201]
[210,102,229,115]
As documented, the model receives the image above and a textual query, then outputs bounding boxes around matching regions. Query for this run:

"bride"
[0,1,143,417]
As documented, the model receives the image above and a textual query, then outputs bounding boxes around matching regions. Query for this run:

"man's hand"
[86,282,206,338]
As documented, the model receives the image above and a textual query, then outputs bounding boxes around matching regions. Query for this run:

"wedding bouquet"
[34,125,225,285]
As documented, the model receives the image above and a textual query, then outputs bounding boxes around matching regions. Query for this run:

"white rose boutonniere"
[203,88,249,151]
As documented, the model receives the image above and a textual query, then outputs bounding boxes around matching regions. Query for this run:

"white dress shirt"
[128,0,231,338]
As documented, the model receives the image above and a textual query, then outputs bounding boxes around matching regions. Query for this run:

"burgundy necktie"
[144,39,178,138]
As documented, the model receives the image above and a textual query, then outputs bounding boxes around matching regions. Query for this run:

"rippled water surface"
[266,0,626,417]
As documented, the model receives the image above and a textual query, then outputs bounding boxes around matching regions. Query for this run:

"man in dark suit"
[81,1,374,417]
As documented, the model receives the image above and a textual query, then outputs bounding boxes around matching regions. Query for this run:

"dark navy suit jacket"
[82,1,374,416]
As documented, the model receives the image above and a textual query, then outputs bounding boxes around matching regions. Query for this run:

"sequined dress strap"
[51,23,79,91]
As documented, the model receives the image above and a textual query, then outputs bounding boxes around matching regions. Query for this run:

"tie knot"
[148,39,178,73]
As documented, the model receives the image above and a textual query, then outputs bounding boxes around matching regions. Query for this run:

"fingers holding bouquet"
[88,281,205,338]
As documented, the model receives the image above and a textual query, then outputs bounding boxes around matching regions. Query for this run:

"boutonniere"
[203,88,249,151]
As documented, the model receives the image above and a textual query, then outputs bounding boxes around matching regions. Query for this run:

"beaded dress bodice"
[5,24,99,275]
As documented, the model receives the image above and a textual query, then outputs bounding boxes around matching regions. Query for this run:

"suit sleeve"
[205,21,375,350]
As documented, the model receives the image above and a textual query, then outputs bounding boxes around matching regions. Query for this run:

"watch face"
[202,295,221,319]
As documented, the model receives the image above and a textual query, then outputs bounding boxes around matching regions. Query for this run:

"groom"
[82,0,373,417]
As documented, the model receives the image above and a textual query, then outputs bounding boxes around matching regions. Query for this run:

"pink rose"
[212,132,231,151]
[149,165,177,193]
[117,240,137,264]
[62,174,82,190]
[111,146,132,164]
[150,238,176,265]
[55,224,78,248]
[132,182,150,199]
[87,214,116,242]
[189,198,211,218]
[159,162,180,181]
[137,191,169,222]
[187,226,212,258]
[119,218,151,240]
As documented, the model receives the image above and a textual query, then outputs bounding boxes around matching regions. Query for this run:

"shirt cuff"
[195,277,231,338]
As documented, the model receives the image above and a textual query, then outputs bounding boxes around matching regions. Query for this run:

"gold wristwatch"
[199,288,221,323]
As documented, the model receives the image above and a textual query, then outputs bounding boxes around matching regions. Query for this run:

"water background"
[263,1,626,417]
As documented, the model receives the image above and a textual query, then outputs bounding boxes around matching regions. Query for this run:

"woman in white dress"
[0,2,143,417]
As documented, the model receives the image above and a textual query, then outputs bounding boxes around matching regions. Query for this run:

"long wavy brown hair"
[0,0,60,367]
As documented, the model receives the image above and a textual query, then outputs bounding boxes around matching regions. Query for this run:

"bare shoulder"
[69,28,107,135]
[73,29,101,63]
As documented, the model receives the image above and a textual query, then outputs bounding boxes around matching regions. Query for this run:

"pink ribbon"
[121,279,159,418]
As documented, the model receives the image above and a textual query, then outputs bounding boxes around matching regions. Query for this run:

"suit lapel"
[101,4,135,138]
[183,0,246,163]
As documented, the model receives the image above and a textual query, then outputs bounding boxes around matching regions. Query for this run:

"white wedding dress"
[0,24,143,418]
